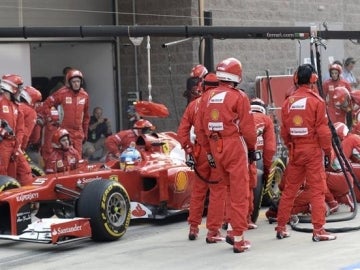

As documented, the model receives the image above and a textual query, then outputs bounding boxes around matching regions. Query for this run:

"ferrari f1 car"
[0,131,196,244]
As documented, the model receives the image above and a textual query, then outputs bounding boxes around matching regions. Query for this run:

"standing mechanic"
[196,57,257,253]
[276,64,336,241]
[247,98,276,227]
[322,64,352,126]
[177,71,226,242]
[41,69,90,155]
[0,77,24,178]
[15,86,43,185]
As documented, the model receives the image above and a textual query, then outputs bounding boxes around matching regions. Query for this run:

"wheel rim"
[106,192,128,227]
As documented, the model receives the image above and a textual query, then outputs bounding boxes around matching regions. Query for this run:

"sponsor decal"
[16,192,39,202]
[16,211,31,223]
[109,175,118,181]
[210,109,219,121]
[52,224,83,236]
[174,171,188,192]
[78,98,85,105]
[209,92,226,103]
[131,203,147,217]
[2,105,9,113]
[208,122,224,131]
[56,160,64,168]
[290,98,307,110]
[76,176,102,185]
[292,115,303,126]
[65,97,72,104]
[290,127,308,136]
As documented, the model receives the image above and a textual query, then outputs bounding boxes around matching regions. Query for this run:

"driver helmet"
[120,142,142,171]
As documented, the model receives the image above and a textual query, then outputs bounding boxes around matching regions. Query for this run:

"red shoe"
[327,200,339,214]
[312,228,337,242]
[275,226,290,239]
[205,230,223,244]
[233,236,251,253]
[225,230,234,245]
[188,225,199,241]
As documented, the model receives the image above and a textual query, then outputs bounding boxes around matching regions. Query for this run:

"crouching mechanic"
[196,58,257,253]
[276,64,336,241]
[45,128,81,173]
[105,119,155,161]
[177,72,226,242]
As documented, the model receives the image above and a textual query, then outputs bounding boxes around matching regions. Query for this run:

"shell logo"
[210,109,219,121]
[175,171,188,192]
[292,115,303,126]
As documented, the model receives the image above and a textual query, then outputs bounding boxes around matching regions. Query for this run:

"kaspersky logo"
[52,224,83,235]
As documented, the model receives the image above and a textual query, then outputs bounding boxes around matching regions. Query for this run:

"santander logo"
[131,203,146,217]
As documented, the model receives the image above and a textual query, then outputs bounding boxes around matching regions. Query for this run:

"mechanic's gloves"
[184,144,193,155]
[207,153,216,168]
[248,150,262,163]
[185,154,196,169]
[0,119,14,141]
[324,149,334,169]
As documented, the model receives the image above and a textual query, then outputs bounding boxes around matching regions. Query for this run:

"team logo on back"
[290,97,307,110]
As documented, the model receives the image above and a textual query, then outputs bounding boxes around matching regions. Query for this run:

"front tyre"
[0,175,21,191]
[77,180,131,241]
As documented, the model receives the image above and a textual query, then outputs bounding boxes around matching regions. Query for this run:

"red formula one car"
[0,131,196,244]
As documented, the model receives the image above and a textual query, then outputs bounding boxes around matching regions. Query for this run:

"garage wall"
[30,42,117,132]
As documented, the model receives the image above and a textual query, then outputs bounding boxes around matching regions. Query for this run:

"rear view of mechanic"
[276,64,336,241]
[45,128,81,173]
[177,71,226,242]
[247,98,276,227]
[0,78,24,178]
[15,85,42,185]
[196,58,257,253]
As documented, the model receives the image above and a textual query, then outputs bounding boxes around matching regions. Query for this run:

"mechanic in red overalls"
[183,64,208,105]
[0,78,24,177]
[177,71,226,242]
[45,128,81,173]
[276,64,336,241]
[248,98,276,227]
[41,69,90,155]
[104,119,154,161]
[15,86,42,185]
[323,64,352,126]
[196,57,257,253]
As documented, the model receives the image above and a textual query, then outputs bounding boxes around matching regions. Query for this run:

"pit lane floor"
[0,206,359,270]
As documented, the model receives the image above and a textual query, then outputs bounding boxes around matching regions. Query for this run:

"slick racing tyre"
[251,169,264,223]
[30,164,45,177]
[0,175,21,191]
[77,179,131,241]
[261,158,286,206]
